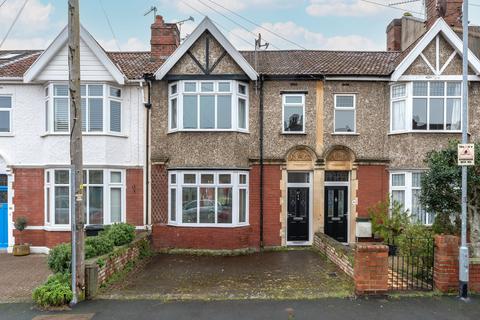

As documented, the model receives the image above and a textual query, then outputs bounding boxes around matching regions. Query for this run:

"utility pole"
[68,0,84,303]
[459,0,470,300]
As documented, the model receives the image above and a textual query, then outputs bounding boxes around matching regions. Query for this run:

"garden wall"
[434,235,480,293]
[85,233,150,299]
[313,232,354,277]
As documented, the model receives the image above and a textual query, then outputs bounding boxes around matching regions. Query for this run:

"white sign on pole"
[458,144,475,166]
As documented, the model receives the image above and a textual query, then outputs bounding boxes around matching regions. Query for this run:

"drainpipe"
[259,75,264,249]
[142,74,153,227]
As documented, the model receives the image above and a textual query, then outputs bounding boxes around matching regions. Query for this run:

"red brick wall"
[151,164,282,250]
[434,235,480,293]
[14,230,70,247]
[354,244,389,295]
[126,168,144,226]
[12,168,44,226]
[357,165,388,218]
[150,15,179,59]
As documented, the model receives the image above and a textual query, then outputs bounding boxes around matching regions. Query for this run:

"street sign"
[458,144,475,166]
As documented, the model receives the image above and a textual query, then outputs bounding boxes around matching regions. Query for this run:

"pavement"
[0,253,50,303]
[0,296,479,320]
[100,250,354,300]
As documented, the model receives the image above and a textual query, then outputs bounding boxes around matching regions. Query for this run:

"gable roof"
[391,18,480,80]
[154,17,258,80]
[23,25,126,84]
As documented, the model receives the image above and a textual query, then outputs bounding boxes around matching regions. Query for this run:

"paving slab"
[0,253,51,302]
[100,249,354,300]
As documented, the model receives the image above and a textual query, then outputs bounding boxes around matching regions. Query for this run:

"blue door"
[0,175,8,248]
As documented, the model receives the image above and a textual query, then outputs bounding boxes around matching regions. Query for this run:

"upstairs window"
[45,84,122,134]
[0,95,12,133]
[390,81,461,133]
[168,80,248,132]
[282,94,305,133]
[334,94,356,133]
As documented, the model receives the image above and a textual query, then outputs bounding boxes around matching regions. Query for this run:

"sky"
[1,0,480,52]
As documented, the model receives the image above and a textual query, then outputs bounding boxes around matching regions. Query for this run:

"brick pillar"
[354,244,389,295]
[434,235,460,292]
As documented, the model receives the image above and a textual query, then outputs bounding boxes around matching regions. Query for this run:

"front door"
[0,175,8,248]
[287,187,309,242]
[324,186,348,242]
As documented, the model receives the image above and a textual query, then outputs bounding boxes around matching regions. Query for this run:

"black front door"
[324,186,348,242]
[287,187,309,242]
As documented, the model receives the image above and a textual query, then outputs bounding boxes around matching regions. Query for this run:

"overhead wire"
[0,0,8,10]
[204,0,307,50]
[0,0,29,50]
[359,0,424,16]
[98,0,121,51]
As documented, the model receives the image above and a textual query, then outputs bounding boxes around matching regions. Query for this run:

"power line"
[0,0,29,50]
[98,0,121,51]
[180,0,254,48]
[193,0,281,49]
[204,0,307,50]
[0,0,8,10]
[360,0,424,15]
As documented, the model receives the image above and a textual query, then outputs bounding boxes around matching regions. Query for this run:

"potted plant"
[13,216,30,256]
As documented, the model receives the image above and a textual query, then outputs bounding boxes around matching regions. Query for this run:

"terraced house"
[148,0,480,250]
[0,26,160,252]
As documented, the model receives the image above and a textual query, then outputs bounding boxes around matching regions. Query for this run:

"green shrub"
[47,243,71,274]
[33,273,73,308]
[369,199,410,240]
[85,235,114,259]
[397,224,434,258]
[101,223,136,246]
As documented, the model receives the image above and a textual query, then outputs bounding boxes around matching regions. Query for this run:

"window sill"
[41,132,128,138]
[330,132,359,136]
[167,130,250,134]
[0,133,14,137]
[388,130,464,135]
[281,132,306,135]
[167,223,250,228]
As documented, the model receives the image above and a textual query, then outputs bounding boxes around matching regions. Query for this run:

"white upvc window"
[168,80,249,132]
[45,168,126,226]
[45,83,123,134]
[282,94,305,133]
[389,171,434,225]
[390,81,462,133]
[168,171,249,227]
[0,95,12,133]
[334,94,356,133]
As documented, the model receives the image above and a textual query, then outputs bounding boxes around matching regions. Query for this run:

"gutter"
[142,73,154,228]
[259,75,264,249]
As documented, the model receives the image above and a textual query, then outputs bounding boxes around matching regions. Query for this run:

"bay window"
[168,80,248,132]
[45,83,122,134]
[45,168,125,226]
[168,171,249,226]
[390,81,461,133]
[390,171,434,225]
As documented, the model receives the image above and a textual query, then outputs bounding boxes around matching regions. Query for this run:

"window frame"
[0,94,13,135]
[44,168,126,227]
[333,94,356,134]
[389,171,433,225]
[168,80,249,133]
[44,83,123,135]
[168,170,249,227]
[282,93,306,134]
[390,81,462,134]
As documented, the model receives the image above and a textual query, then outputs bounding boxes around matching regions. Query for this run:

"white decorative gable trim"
[154,17,258,81]
[391,18,480,81]
[24,25,125,84]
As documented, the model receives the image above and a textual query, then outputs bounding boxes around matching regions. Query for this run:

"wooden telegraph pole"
[68,0,85,302]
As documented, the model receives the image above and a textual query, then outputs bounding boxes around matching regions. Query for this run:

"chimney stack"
[386,19,402,51]
[425,0,463,29]
[150,15,180,60]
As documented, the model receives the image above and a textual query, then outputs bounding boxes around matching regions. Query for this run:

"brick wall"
[313,233,354,277]
[12,168,44,226]
[434,235,480,293]
[151,164,281,250]
[354,243,389,295]
[126,168,144,226]
[357,165,388,218]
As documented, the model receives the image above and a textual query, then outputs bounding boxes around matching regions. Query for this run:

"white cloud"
[0,0,53,33]
[228,21,383,51]
[0,36,52,50]
[306,0,423,17]
[99,37,149,52]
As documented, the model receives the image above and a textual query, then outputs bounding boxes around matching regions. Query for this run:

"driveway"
[0,253,51,302]
[100,249,354,300]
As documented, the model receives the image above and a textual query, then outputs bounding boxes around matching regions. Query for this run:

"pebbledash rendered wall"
[12,168,145,249]
[151,164,282,250]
